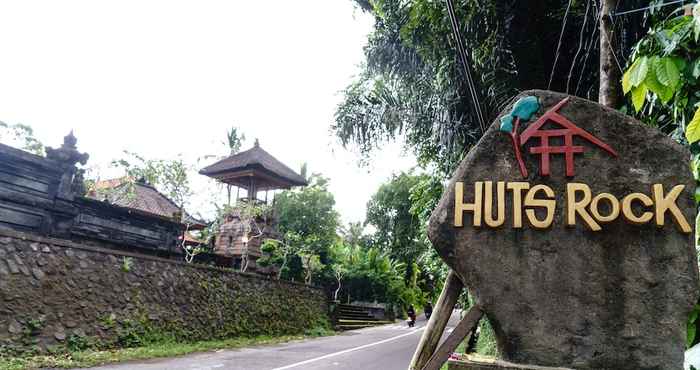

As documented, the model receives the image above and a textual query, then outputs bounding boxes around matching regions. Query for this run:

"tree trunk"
[304,255,312,285]
[278,253,287,280]
[334,278,341,301]
[599,0,621,108]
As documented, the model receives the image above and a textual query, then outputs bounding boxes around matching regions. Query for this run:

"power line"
[444,0,487,134]
[549,0,573,90]
[566,0,591,94]
[611,0,686,17]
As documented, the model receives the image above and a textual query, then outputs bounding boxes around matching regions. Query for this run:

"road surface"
[83,311,460,370]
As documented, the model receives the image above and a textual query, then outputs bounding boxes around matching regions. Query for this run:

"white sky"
[0,1,416,224]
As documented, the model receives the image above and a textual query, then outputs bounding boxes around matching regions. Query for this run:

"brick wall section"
[0,229,328,355]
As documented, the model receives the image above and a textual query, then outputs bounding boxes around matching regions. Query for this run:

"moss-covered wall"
[0,229,328,356]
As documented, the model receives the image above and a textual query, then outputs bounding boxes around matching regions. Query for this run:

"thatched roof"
[199,141,308,190]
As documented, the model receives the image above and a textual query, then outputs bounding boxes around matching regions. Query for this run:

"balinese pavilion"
[199,139,307,272]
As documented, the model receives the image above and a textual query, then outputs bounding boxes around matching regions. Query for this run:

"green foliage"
[224,126,246,155]
[0,121,45,156]
[335,0,514,176]
[476,318,498,358]
[22,318,44,337]
[365,171,447,300]
[366,171,430,264]
[66,334,91,352]
[116,319,149,348]
[338,246,422,311]
[690,304,700,348]
[269,175,341,283]
[338,0,649,177]
[108,151,193,207]
[0,334,331,370]
[621,10,700,144]
[303,318,334,337]
[620,6,700,354]
[121,257,133,272]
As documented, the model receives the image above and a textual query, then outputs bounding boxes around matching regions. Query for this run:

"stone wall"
[0,228,328,355]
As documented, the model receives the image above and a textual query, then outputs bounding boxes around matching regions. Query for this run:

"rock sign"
[428,90,699,370]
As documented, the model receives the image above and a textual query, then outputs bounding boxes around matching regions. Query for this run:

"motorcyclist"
[407,305,416,327]
[424,302,433,320]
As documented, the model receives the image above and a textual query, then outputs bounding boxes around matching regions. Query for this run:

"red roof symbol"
[516,97,617,177]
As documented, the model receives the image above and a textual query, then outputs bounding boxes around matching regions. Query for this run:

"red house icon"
[518,97,617,177]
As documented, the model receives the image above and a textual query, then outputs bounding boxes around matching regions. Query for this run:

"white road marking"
[271,327,425,370]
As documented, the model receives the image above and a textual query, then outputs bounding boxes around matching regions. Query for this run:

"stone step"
[337,318,393,324]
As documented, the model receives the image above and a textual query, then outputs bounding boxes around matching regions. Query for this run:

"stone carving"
[46,131,89,200]
[46,130,89,167]
[428,90,699,369]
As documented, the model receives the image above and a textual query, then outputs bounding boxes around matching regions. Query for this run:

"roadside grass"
[0,328,336,370]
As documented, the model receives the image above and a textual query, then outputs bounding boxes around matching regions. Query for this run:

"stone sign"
[428,90,699,369]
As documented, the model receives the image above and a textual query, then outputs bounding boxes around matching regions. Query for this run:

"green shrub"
[66,334,90,351]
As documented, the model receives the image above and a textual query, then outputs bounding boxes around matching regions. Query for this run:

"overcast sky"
[0,1,416,224]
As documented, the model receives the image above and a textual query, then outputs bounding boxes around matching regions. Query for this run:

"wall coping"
[0,227,323,291]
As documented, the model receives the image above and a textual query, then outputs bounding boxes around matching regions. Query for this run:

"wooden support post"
[410,270,465,370]
[420,305,484,370]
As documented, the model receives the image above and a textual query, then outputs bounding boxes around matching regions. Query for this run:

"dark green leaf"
[689,322,697,347]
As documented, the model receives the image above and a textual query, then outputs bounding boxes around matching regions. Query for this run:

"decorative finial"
[64,130,77,148]
[254,138,260,147]
[46,131,89,166]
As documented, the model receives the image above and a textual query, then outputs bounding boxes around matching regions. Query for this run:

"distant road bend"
[83,312,460,370]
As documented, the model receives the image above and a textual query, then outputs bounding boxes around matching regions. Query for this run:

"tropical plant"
[621,5,700,143]
[224,126,246,155]
[258,175,341,283]
[366,171,431,265]
[0,121,45,156]
[618,2,700,350]
[337,0,651,177]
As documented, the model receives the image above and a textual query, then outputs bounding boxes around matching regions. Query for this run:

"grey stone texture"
[0,229,328,355]
[429,90,699,369]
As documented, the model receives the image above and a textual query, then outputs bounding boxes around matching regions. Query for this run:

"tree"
[336,0,652,177]
[340,221,369,249]
[338,246,422,314]
[223,127,246,205]
[0,121,45,156]
[620,5,700,143]
[224,126,246,155]
[271,174,341,283]
[109,151,193,208]
[365,171,446,300]
[366,171,430,265]
[599,0,622,107]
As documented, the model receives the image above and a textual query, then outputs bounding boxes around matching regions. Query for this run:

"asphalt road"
[83,311,460,370]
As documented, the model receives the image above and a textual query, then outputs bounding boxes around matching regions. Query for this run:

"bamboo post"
[409,270,465,370]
